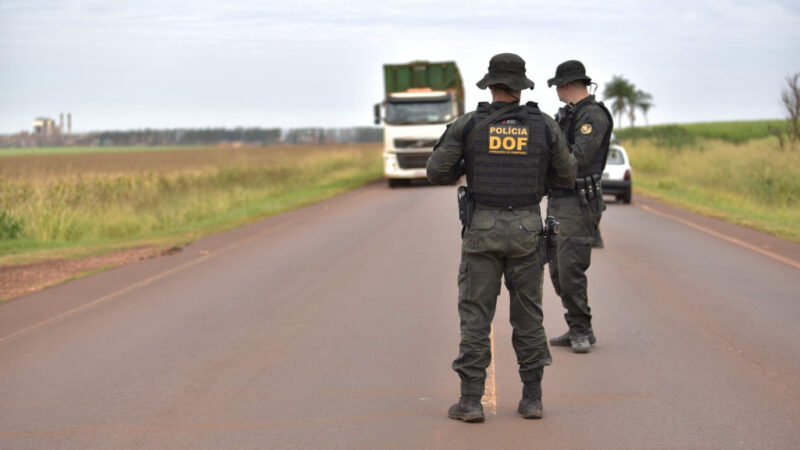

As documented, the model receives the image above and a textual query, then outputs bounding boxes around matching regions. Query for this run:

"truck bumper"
[384,152,430,179]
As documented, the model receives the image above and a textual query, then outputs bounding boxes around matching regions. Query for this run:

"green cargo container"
[383,61,464,115]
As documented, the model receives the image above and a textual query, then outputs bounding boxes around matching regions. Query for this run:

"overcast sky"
[1,0,799,133]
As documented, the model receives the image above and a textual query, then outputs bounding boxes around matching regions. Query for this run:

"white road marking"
[0,254,212,346]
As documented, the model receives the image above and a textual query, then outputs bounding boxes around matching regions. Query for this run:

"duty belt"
[474,203,541,213]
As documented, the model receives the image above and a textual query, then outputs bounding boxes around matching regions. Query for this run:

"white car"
[602,144,632,203]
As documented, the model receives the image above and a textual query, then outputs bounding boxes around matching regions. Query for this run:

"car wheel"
[623,187,632,204]
[388,179,399,188]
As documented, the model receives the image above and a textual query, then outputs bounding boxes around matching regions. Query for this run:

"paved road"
[1,182,799,449]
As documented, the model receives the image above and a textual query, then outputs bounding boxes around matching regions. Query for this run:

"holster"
[578,175,605,236]
[542,215,560,265]
[457,186,474,236]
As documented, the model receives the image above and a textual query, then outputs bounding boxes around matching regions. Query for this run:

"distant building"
[32,113,72,136]
[33,117,58,136]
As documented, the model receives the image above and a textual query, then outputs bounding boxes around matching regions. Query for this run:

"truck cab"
[375,61,464,188]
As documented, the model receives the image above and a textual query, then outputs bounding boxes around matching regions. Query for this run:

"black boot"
[587,329,597,345]
[549,329,597,347]
[448,395,484,422]
[518,381,543,419]
[593,230,604,248]
[549,330,572,347]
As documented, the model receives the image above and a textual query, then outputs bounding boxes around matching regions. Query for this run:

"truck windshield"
[386,100,454,125]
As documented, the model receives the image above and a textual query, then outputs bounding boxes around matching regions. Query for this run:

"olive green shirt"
[426,101,576,186]
[559,95,611,170]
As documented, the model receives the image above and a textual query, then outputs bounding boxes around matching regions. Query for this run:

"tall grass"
[624,136,800,241]
[0,145,200,157]
[0,144,382,264]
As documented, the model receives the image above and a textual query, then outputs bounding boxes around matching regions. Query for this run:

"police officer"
[546,60,614,353]
[427,53,576,422]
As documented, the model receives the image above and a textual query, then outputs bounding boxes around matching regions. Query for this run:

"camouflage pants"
[547,195,604,335]
[453,207,552,397]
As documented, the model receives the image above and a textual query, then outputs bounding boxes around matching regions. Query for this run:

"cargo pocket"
[465,213,496,249]
[469,213,496,231]
[515,215,543,256]
[519,215,543,233]
[565,237,594,273]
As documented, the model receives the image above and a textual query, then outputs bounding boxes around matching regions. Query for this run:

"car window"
[606,148,625,165]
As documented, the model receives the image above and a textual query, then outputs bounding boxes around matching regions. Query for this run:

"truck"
[374,61,464,187]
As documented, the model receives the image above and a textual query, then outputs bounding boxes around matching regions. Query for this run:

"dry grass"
[625,136,800,241]
[0,144,383,265]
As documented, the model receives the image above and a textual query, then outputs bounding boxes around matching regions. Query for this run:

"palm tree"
[633,89,654,126]
[603,75,634,127]
[603,76,654,128]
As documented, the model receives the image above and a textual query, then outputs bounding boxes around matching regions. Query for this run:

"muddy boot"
[571,334,591,353]
[518,381,543,419]
[550,329,597,347]
[448,395,484,423]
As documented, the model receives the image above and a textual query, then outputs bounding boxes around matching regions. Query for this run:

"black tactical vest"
[464,102,550,207]
[562,98,614,178]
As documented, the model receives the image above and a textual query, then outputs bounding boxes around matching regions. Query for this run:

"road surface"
[1,181,799,449]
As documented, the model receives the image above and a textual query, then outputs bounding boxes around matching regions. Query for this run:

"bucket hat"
[476,53,535,91]
[547,60,592,87]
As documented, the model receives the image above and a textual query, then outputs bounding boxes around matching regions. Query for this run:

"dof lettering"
[489,136,529,151]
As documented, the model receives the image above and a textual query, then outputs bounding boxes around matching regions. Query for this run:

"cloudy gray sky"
[1,0,799,133]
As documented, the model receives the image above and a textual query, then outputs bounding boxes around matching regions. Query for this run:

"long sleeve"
[426,113,475,185]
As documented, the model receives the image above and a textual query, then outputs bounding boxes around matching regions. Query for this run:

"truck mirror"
[374,103,381,125]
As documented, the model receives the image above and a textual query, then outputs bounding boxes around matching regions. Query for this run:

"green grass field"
[616,119,785,146]
[618,120,799,242]
[0,144,383,265]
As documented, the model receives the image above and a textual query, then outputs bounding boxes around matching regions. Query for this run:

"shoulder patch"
[580,123,592,135]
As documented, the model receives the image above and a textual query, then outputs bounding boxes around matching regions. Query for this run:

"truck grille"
[394,138,438,149]
[396,152,431,169]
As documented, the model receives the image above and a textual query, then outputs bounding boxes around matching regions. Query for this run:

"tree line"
[0,126,383,148]
[86,127,383,146]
